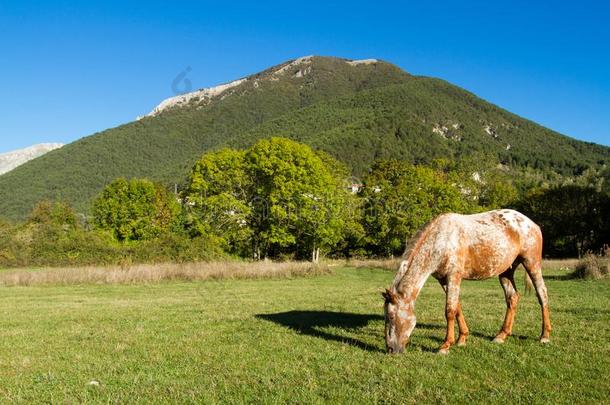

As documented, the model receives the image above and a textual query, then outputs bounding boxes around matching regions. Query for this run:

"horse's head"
[382,288,416,354]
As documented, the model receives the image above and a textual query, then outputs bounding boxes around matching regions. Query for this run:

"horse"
[382,209,551,354]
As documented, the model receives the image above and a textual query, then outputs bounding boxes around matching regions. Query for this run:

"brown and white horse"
[382,209,551,354]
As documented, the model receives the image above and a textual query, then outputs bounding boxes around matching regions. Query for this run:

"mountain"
[0,143,63,176]
[0,56,607,220]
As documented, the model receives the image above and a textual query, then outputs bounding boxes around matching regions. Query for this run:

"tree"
[184,139,352,261]
[93,178,180,242]
[601,166,610,194]
[184,149,252,255]
[187,148,250,201]
[431,157,518,209]
[478,174,519,209]
[515,185,610,257]
[245,138,349,261]
[316,150,366,258]
[360,160,473,256]
[28,201,77,228]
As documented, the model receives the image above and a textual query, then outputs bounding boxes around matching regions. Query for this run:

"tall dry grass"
[344,258,401,271]
[572,248,609,280]
[0,261,329,287]
[542,258,580,272]
[344,257,582,275]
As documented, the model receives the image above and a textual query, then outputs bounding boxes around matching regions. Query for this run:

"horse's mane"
[391,220,435,288]
[401,221,432,259]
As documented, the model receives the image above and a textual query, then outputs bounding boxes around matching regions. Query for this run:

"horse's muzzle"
[386,344,405,354]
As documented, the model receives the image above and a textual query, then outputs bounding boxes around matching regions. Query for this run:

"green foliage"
[515,185,610,257]
[124,233,225,264]
[0,132,606,265]
[0,210,223,269]
[185,138,353,260]
[478,172,519,209]
[26,223,118,267]
[360,160,475,256]
[28,200,77,227]
[185,149,252,254]
[92,178,180,242]
[0,56,607,220]
[601,166,610,194]
[187,148,250,199]
[246,137,348,259]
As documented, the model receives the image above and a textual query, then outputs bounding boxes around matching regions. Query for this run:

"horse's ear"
[382,288,397,304]
[381,290,389,301]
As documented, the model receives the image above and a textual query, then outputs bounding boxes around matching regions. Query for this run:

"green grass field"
[0,266,608,403]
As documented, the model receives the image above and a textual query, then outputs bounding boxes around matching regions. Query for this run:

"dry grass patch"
[0,261,330,287]
[345,257,583,278]
[572,251,609,280]
[346,258,582,273]
[344,258,400,271]
[542,258,579,272]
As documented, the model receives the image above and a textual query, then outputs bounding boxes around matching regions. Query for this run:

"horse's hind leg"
[523,256,552,343]
[494,262,520,344]
[438,279,469,346]
[455,300,469,346]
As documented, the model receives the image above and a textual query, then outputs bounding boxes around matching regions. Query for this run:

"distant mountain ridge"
[0,55,607,220]
[0,143,63,176]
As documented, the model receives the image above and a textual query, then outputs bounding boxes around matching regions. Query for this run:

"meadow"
[0,262,607,403]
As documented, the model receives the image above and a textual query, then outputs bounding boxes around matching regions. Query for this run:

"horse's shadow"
[256,311,385,353]
[415,323,527,341]
[257,311,521,353]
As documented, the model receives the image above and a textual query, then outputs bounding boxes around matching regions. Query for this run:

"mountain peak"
[141,56,383,118]
[346,58,379,65]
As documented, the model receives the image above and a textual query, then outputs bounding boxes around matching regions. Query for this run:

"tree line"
[0,137,608,267]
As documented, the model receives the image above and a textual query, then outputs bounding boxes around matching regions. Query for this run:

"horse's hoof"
[438,348,450,355]
[540,337,550,344]
[492,337,505,344]
[456,340,467,347]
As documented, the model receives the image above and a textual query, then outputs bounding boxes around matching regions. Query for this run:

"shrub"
[29,201,77,227]
[129,233,226,263]
[572,249,609,280]
[93,178,180,242]
[0,200,226,269]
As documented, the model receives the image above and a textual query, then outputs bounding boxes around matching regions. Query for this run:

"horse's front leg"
[439,275,462,355]
[437,279,469,347]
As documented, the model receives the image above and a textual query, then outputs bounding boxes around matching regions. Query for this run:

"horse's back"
[448,209,540,243]
[432,209,541,279]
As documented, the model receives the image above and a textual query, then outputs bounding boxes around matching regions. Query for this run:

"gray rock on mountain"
[0,143,64,175]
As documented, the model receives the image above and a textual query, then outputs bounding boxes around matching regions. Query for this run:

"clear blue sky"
[1,0,609,153]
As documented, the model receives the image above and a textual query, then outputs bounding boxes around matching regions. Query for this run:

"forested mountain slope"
[0,56,607,220]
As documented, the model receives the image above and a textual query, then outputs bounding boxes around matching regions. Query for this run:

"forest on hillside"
[0,57,608,221]
[0,138,608,269]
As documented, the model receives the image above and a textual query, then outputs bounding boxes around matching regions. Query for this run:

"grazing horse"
[382,209,551,354]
